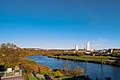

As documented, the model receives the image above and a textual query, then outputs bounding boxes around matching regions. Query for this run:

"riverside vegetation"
[39,50,120,66]
[0,43,52,80]
[1,43,119,80]
[0,43,86,80]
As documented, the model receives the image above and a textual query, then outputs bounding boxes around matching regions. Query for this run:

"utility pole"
[101,56,103,64]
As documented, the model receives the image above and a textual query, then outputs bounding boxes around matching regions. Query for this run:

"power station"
[86,41,91,51]
[75,45,79,51]
[75,41,91,52]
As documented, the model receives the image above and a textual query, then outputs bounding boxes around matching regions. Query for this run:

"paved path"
[2,76,23,80]
[36,74,45,79]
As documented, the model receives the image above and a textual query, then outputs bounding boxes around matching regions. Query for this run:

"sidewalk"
[2,76,23,80]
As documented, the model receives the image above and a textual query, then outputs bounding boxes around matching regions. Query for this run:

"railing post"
[13,70,15,76]
[20,70,22,76]
[5,72,6,77]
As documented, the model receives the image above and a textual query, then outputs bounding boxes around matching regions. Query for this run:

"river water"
[28,55,120,80]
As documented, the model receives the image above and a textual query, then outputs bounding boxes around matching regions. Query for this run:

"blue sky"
[0,0,120,49]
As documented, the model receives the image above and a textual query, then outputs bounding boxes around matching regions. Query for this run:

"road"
[2,76,23,80]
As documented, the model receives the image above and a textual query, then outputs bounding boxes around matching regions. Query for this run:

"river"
[28,55,120,80]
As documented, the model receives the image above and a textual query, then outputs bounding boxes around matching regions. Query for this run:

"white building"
[86,41,91,51]
[75,45,79,51]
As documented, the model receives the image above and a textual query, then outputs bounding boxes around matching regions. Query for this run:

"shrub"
[55,70,63,77]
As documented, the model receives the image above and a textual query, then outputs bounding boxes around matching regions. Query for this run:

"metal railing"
[0,70,22,79]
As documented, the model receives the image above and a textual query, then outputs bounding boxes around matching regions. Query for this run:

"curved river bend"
[28,55,120,80]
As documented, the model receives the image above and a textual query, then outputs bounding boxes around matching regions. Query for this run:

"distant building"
[75,45,79,51]
[110,48,120,53]
[86,41,91,51]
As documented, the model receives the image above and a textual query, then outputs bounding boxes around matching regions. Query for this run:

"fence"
[0,70,22,79]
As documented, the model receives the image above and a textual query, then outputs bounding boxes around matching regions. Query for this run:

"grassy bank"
[49,55,116,64]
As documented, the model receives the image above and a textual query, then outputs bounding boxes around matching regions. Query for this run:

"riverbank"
[28,54,120,80]
[48,55,120,67]
[26,55,89,80]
